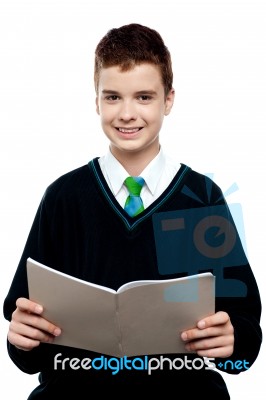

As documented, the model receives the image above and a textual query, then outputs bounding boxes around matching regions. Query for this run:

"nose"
[118,100,137,121]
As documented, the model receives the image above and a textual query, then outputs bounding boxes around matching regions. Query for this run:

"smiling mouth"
[116,127,143,133]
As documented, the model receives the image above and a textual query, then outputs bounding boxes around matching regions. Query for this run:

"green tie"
[124,176,145,217]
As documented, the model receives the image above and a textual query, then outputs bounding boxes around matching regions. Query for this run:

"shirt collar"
[103,150,128,196]
[141,149,165,195]
[103,147,166,196]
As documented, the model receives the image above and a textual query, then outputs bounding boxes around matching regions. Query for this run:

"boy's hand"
[8,297,61,351]
[181,311,234,358]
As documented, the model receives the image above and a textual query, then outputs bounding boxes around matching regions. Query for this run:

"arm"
[181,208,262,372]
[3,192,59,373]
[180,173,262,373]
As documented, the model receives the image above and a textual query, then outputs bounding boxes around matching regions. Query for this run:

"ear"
[95,97,100,115]
[164,88,175,116]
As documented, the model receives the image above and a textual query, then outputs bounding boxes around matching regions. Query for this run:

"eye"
[138,95,152,102]
[106,95,119,102]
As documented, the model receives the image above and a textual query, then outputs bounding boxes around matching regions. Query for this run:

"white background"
[0,0,265,398]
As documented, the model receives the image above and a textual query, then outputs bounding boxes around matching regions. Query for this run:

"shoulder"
[181,164,225,205]
[43,159,99,201]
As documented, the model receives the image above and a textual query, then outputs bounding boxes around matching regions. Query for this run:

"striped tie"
[124,176,145,217]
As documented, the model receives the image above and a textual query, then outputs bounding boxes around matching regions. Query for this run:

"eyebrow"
[101,90,158,96]
[135,90,157,96]
[101,90,120,95]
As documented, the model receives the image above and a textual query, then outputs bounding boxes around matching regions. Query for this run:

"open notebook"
[27,257,215,357]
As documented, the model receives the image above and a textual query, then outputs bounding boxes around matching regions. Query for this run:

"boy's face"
[96,63,174,162]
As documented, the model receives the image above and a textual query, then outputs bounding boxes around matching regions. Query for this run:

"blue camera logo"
[152,177,248,297]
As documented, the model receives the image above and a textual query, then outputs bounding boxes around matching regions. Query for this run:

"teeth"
[118,128,139,133]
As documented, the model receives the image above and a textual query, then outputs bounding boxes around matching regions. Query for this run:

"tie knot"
[124,176,145,197]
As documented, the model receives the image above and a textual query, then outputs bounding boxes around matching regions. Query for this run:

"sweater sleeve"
[3,190,59,374]
[214,262,262,375]
[208,180,262,375]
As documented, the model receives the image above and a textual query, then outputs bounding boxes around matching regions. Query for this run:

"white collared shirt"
[98,148,181,209]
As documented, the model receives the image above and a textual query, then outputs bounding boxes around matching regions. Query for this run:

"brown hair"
[94,23,173,97]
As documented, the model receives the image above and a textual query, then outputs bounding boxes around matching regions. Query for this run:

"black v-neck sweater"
[3,159,262,398]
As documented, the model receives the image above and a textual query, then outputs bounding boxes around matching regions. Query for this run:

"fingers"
[8,324,54,351]
[12,308,61,336]
[8,297,61,351]
[194,346,234,358]
[16,297,43,314]
[181,312,234,342]
[181,325,226,342]
[180,311,234,358]
[185,336,233,357]
[197,311,230,330]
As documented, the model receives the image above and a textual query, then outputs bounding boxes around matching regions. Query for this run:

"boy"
[3,23,262,398]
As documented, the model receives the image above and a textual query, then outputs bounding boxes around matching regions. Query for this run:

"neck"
[110,144,160,176]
